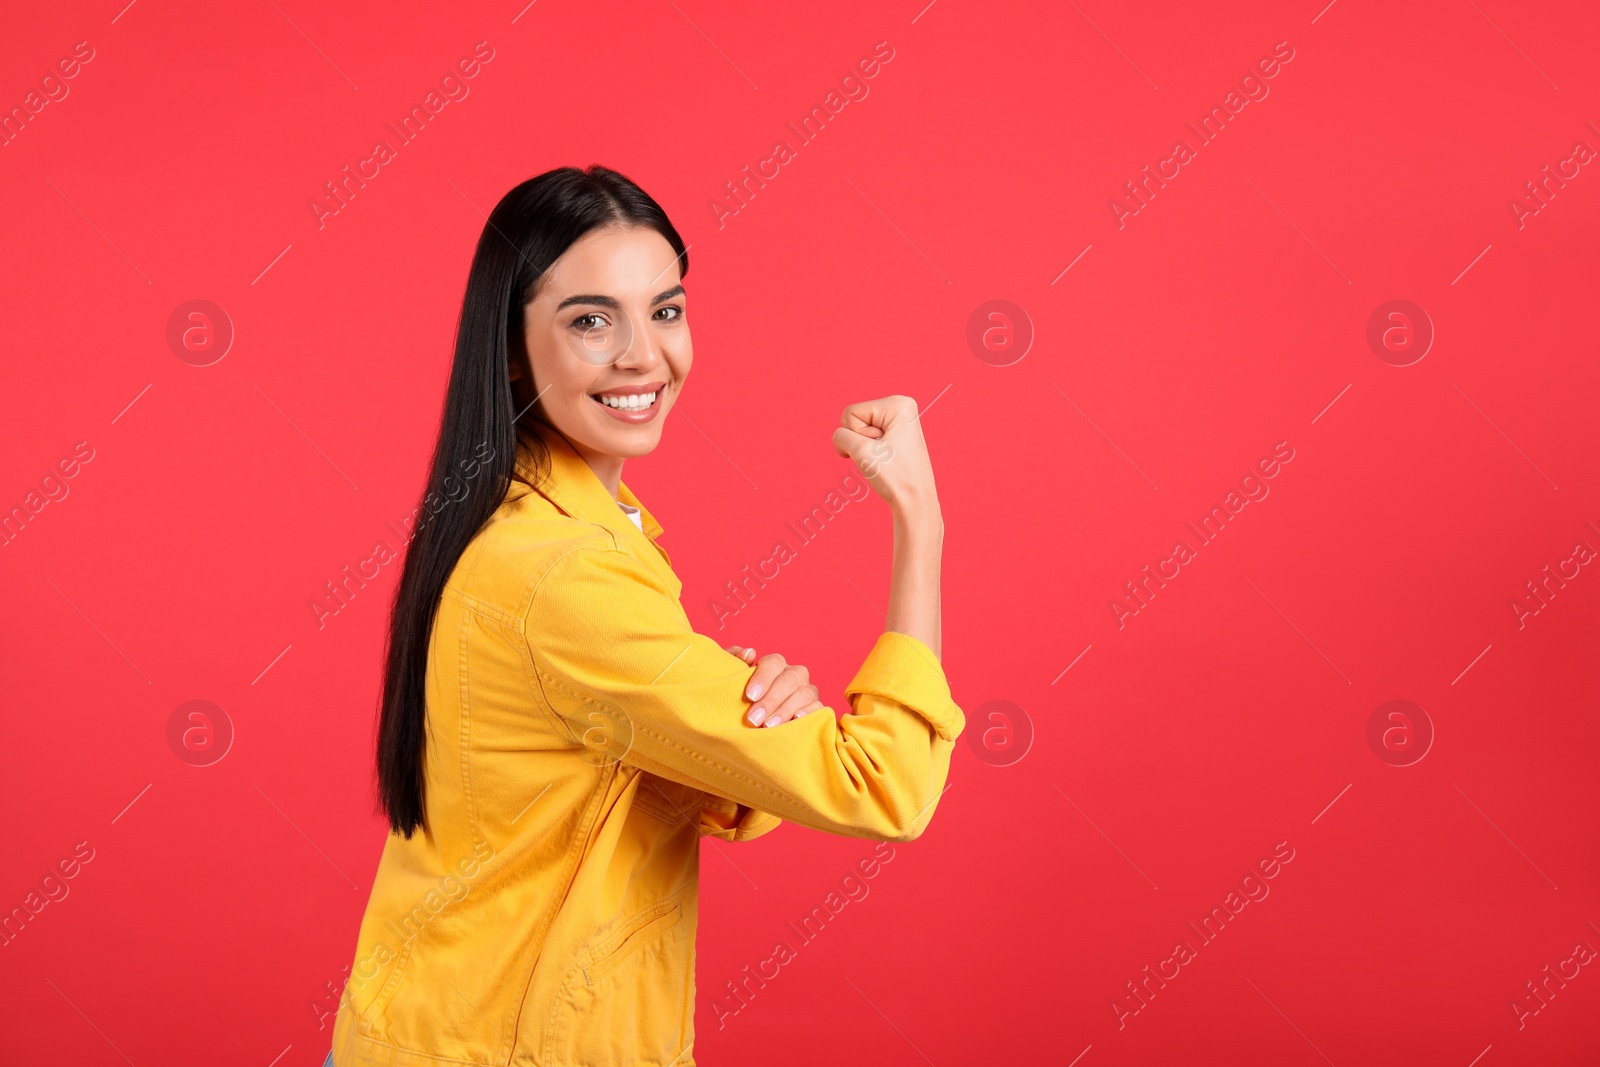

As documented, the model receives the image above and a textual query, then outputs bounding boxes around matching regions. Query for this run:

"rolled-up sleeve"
[525,540,964,842]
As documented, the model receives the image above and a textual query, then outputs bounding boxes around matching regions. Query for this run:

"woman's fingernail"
[763,716,778,727]
[747,683,764,701]
[748,707,766,726]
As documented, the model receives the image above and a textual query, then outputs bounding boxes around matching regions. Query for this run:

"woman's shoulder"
[444,489,623,614]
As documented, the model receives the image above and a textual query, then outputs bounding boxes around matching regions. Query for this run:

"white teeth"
[597,391,657,410]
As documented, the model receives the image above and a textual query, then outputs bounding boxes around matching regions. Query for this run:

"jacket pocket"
[633,775,706,827]
[542,894,695,1066]
[583,897,683,986]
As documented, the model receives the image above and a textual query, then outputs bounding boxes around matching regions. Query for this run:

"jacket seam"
[360,608,482,1022]
[440,520,625,630]
[531,663,804,813]
[339,1027,502,1066]
[526,533,624,601]
[456,605,504,1062]
[503,762,616,1059]
[634,717,802,808]
[358,601,467,1023]
[439,585,518,628]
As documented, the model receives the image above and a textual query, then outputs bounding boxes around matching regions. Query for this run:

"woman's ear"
[507,322,530,382]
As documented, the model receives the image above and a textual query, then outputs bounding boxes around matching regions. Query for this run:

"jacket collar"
[513,418,666,543]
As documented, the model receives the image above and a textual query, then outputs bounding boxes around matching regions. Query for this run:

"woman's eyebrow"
[553,285,684,312]
[555,293,620,311]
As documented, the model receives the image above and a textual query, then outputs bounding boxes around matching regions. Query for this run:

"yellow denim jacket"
[331,419,964,1067]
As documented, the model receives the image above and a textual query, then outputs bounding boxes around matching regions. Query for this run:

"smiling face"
[515,223,691,484]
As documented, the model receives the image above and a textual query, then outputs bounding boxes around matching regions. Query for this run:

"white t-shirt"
[617,500,643,532]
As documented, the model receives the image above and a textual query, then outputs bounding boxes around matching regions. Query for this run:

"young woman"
[329,166,963,1066]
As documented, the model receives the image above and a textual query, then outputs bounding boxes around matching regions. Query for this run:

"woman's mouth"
[589,381,667,424]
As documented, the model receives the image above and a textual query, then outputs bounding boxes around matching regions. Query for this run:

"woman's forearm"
[830,395,946,660]
[885,496,944,660]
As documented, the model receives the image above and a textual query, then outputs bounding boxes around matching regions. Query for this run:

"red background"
[3,0,1598,1063]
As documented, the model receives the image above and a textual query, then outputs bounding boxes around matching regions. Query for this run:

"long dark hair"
[377,165,690,837]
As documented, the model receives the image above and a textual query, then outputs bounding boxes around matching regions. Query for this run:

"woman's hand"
[830,395,940,514]
[724,646,823,727]
[829,396,945,659]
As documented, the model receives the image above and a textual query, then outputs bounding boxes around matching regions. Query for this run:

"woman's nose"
[611,313,662,370]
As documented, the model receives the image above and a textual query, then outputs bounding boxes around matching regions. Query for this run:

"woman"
[330,166,963,1066]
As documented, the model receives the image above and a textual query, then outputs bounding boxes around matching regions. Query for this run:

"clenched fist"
[831,395,940,511]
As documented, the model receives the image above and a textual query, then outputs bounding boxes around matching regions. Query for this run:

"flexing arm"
[832,396,947,659]
[726,394,946,726]
[527,396,962,841]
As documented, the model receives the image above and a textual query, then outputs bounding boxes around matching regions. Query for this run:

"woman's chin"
[585,404,674,456]
[581,423,667,459]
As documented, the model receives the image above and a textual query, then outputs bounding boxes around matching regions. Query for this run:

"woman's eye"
[572,313,609,331]
[654,306,683,322]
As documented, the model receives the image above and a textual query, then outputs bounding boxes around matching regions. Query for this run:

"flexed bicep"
[527,541,964,840]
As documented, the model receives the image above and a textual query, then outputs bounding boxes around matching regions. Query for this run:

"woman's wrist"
[889,489,943,532]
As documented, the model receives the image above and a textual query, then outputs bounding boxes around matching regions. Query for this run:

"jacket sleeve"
[525,541,964,842]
